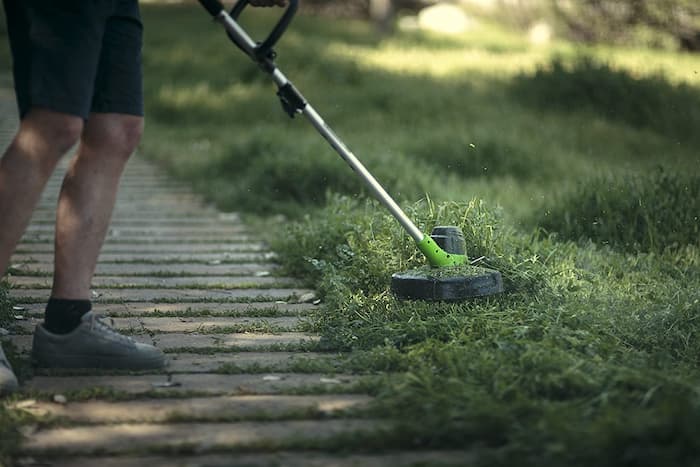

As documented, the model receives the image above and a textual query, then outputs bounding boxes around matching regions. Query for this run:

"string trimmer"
[197,0,503,301]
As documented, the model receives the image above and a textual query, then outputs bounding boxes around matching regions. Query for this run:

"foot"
[0,342,19,395]
[32,311,166,370]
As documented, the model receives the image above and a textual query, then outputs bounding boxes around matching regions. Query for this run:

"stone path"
[0,94,467,465]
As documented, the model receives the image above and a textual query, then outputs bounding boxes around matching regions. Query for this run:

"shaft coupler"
[277,82,307,118]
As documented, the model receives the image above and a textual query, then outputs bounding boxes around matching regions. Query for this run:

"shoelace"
[87,313,135,345]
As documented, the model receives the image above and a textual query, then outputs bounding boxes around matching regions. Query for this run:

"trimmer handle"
[232,0,298,59]
[198,0,298,62]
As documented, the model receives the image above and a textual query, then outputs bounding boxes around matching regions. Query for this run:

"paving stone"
[9,275,298,289]
[23,373,361,396]
[15,242,265,253]
[12,252,272,263]
[152,332,320,351]
[25,225,250,235]
[4,333,154,353]
[27,219,245,228]
[28,451,474,467]
[11,316,308,334]
[11,301,317,317]
[9,287,313,303]
[3,330,320,352]
[12,394,372,423]
[165,351,339,372]
[31,208,219,220]
[12,316,143,335]
[20,235,257,245]
[22,419,387,456]
[138,316,305,332]
[9,262,274,276]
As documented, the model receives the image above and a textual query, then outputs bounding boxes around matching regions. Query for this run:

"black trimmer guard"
[391,268,504,301]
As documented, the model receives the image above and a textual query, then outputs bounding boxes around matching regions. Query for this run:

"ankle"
[44,298,92,334]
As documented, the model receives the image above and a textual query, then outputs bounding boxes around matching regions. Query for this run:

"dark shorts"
[3,0,144,120]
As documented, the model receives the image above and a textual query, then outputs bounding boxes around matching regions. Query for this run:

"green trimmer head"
[391,226,504,301]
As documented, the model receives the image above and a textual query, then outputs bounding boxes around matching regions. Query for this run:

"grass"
[130,5,699,464]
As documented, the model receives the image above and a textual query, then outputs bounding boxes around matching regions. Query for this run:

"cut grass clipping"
[273,193,700,466]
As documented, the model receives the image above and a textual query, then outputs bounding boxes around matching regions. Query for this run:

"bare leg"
[0,109,83,275]
[51,113,143,300]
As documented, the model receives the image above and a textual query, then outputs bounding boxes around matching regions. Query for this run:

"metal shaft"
[216,10,425,244]
[271,69,426,243]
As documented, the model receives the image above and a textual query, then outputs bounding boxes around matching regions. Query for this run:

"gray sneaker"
[0,342,19,395]
[32,311,166,370]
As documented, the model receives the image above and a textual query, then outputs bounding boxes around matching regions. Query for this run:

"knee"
[83,115,144,161]
[113,116,144,157]
[19,109,84,157]
[53,118,84,154]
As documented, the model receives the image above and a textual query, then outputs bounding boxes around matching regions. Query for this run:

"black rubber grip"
[229,0,298,60]
[198,0,224,17]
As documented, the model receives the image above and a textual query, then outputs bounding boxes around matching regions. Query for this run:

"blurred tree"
[552,0,700,51]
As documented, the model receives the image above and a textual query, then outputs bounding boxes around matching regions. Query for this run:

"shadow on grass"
[510,55,700,145]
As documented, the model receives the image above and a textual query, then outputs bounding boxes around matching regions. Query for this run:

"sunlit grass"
[323,42,553,77]
[156,82,264,111]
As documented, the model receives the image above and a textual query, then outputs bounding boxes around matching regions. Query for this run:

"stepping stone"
[4,333,155,353]
[10,317,306,334]
[12,252,272,263]
[24,225,251,235]
[11,394,372,423]
[9,287,314,303]
[9,275,298,289]
[23,373,361,396]
[10,301,316,317]
[138,316,305,333]
[165,351,339,372]
[16,242,265,253]
[26,352,340,374]
[152,332,320,351]
[6,330,318,351]
[22,419,388,456]
[9,262,274,276]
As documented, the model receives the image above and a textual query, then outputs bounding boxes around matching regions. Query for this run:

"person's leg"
[31,112,165,369]
[50,113,144,300]
[32,112,164,370]
[0,110,83,394]
[32,0,164,370]
[0,109,83,276]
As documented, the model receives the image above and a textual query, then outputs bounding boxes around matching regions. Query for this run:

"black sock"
[44,299,92,334]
